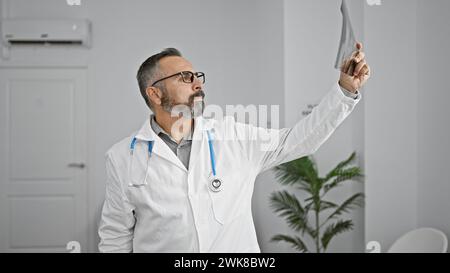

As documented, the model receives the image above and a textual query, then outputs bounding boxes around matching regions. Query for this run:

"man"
[98,44,370,252]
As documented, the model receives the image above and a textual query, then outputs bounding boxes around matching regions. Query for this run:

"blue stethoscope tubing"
[206,130,217,177]
[130,137,154,156]
[129,130,219,189]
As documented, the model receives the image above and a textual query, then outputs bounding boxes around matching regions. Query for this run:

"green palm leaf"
[321,220,354,251]
[271,152,364,253]
[323,167,364,194]
[271,234,309,253]
[305,200,338,212]
[319,200,339,212]
[270,191,313,235]
[274,157,319,192]
[324,152,356,182]
[323,193,364,225]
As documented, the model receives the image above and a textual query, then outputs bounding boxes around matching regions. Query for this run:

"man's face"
[156,56,205,116]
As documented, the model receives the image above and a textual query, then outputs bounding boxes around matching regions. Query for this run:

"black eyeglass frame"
[151,71,205,87]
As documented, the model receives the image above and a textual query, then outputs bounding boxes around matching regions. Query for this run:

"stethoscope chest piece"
[210,178,223,192]
[206,130,223,193]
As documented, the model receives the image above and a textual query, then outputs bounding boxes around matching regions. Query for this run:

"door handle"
[67,163,86,169]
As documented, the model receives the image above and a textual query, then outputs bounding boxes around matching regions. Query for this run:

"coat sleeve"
[237,83,361,174]
[98,151,136,253]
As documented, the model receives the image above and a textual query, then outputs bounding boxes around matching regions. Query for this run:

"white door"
[0,68,88,253]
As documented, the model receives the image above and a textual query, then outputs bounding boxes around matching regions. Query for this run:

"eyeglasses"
[151,71,205,86]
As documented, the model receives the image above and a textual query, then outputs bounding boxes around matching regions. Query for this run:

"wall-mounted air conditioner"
[1,19,92,47]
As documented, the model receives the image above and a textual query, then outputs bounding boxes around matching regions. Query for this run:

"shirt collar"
[135,114,213,142]
[149,114,193,141]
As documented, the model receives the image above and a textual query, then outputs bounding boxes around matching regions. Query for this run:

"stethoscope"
[129,129,222,192]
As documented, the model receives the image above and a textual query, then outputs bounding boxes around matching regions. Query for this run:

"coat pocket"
[207,171,242,226]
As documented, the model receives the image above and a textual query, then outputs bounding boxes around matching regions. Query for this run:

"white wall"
[364,0,450,252]
[364,0,419,251]
[0,0,284,252]
[417,0,450,243]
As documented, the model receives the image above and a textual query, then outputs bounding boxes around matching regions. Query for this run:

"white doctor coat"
[98,83,360,252]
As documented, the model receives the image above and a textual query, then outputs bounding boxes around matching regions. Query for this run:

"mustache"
[189,90,205,104]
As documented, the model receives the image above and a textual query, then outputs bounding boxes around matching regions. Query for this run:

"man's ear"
[146,86,162,106]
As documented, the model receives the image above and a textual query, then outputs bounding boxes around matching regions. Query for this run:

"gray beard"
[191,99,205,118]
[164,99,205,119]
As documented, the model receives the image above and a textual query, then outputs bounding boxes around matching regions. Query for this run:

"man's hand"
[339,42,371,93]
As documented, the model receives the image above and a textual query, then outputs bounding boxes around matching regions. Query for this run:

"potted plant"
[270,152,364,253]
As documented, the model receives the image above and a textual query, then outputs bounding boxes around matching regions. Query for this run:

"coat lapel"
[135,118,187,172]
[188,116,216,174]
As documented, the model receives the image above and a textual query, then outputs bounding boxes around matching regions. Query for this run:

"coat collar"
[134,115,213,141]
[149,114,194,142]
[134,115,214,172]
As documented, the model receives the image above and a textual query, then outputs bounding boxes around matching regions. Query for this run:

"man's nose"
[192,78,203,91]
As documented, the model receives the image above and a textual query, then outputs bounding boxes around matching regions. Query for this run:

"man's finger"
[365,65,371,77]
[354,60,367,76]
[358,65,370,80]
[350,50,364,62]
[356,42,363,51]
[342,58,351,74]
[340,59,346,71]
[347,60,356,76]
[354,51,365,63]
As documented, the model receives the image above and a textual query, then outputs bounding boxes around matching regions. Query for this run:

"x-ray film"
[335,0,357,70]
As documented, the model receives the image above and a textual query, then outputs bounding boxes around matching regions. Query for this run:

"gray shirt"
[149,88,358,170]
[150,115,193,170]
